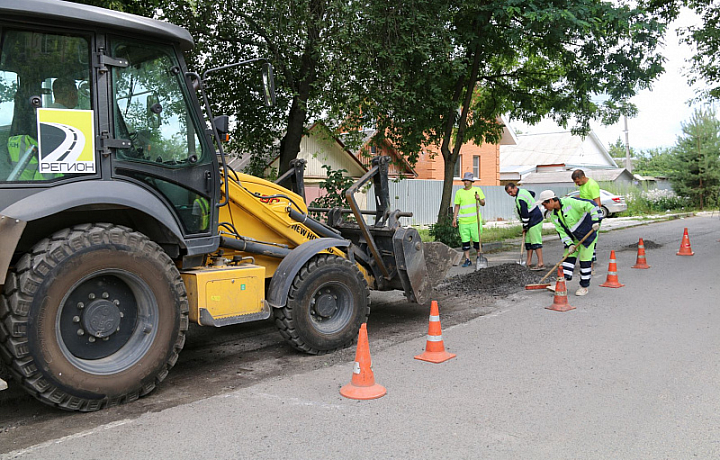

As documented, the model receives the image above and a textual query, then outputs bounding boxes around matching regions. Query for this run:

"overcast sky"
[510,9,705,153]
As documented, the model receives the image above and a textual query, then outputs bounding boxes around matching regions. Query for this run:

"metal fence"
[366,180,576,226]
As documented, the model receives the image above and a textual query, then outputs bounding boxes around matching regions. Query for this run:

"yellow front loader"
[181,155,460,354]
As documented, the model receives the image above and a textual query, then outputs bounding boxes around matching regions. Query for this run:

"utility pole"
[623,115,632,173]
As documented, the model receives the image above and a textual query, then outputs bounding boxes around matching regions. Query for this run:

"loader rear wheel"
[0,224,188,412]
[274,255,370,354]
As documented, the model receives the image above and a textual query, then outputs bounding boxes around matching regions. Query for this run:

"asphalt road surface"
[1,213,719,458]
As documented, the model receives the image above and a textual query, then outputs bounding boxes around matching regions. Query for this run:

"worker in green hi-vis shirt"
[572,169,601,273]
[452,172,485,267]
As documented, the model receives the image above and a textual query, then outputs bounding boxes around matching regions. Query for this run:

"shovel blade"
[475,255,488,270]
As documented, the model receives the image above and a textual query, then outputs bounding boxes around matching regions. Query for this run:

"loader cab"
[0,2,218,239]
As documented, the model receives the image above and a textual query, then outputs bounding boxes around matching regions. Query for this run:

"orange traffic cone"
[677,228,694,256]
[415,301,456,363]
[631,238,651,269]
[546,267,575,312]
[340,323,386,400]
[600,250,625,288]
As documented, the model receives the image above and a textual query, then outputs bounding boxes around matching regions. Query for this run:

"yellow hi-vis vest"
[7,135,43,181]
[454,186,485,225]
[193,197,210,231]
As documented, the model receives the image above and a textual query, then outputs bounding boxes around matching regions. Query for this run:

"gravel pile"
[436,263,547,297]
[626,240,662,249]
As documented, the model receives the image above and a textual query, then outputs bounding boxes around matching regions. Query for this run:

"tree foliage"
[668,108,720,209]
[608,137,638,159]
[634,147,678,177]
[336,0,669,220]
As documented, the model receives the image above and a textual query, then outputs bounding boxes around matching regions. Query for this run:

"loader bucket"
[423,241,463,283]
[393,228,462,305]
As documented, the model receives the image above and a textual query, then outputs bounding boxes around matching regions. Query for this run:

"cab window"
[0,29,92,183]
[110,38,205,166]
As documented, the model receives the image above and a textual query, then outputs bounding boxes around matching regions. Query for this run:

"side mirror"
[213,115,230,141]
[262,62,276,107]
[147,94,162,128]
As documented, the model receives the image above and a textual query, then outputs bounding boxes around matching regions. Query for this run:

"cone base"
[414,350,457,363]
[340,382,387,400]
[600,281,625,288]
[546,303,575,312]
[676,251,694,256]
[631,264,650,269]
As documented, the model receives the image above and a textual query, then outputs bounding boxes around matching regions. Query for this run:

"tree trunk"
[436,43,482,222]
[278,2,322,175]
[279,95,308,175]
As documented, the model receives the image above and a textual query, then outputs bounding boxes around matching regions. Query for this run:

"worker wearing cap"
[452,172,485,267]
[538,189,602,296]
[572,169,601,272]
[504,182,544,270]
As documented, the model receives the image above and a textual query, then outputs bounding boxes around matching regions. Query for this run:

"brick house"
[414,119,518,186]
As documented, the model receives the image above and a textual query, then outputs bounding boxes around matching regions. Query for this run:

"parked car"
[565,189,627,218]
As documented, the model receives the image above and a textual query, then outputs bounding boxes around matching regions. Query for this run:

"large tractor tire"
[273,254,370,354]
[0,224,188,411]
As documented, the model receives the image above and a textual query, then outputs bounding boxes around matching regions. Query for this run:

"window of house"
[453,158,461,178]
[370,145,377,154]
[473,156,480,179]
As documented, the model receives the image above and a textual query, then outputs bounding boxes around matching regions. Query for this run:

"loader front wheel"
[274,255,370,354]
[0,224,188,411]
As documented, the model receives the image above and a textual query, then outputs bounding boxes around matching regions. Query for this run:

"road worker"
[504,182,544,270]
[538,189,602,296]
[452,172,485,267]
[572,169,601,273]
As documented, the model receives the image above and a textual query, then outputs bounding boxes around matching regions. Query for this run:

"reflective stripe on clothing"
[454,187,485,224]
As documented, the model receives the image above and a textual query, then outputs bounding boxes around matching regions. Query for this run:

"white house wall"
[299,132,366,178]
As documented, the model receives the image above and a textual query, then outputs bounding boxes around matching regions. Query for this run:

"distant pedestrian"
[452,172,485,267]
[572,169,601,272]
[504,183,544,270]
[538,189,602,296]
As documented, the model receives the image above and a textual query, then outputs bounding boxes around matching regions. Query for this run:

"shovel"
[525,229,596,290]
[517,230,526,266]
[475,199,488,270]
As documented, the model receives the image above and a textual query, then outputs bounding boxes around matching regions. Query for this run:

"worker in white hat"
[452,172,485,267]
[538,189,601,296]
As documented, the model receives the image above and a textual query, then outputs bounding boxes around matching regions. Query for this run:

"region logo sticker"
[37,108,96,174]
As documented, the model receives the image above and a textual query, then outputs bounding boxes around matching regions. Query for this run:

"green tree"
[634,147,677,176]
[668,108,720,209]
[678,1,720,99]
[608,137,638,158]
[337,0,669,221]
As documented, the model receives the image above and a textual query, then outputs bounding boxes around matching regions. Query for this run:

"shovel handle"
[519,230,526,263]
[536,229,596,285]
[476,201,483,254]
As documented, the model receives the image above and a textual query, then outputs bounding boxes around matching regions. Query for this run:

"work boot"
[575,286,589,296]
[462,258,472,267]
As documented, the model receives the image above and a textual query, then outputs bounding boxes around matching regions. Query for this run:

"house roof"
[586,168,633,182]
[352,128,417,176]
[520,167,632,185]
[500,131,617,173]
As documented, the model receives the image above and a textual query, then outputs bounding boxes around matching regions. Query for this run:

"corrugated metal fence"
[366,180,576,226]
